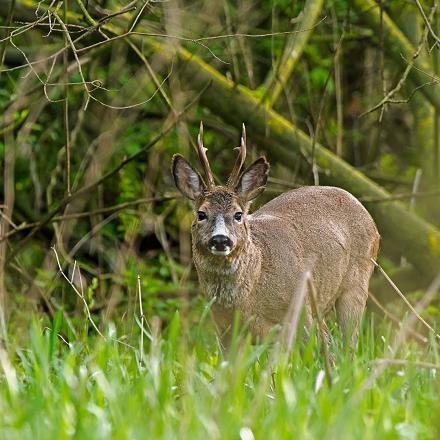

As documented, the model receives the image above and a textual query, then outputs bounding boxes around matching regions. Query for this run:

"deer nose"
[208,235,232,251]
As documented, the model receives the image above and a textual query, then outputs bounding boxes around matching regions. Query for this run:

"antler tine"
[227,123,247,188]
[197,121,215,188]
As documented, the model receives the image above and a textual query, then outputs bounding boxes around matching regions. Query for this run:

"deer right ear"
[235,156,269,201]
[172,154,205,200]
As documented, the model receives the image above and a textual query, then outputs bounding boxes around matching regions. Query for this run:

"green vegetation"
[1,311,439,439]
[0,0,440,438]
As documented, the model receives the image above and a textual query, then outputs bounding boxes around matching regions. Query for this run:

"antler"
[227,123,247,188]
[196,121,215,189]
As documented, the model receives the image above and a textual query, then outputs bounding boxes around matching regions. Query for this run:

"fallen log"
[3,0,440,284]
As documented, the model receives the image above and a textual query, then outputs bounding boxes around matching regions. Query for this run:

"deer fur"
[172,123,380,348]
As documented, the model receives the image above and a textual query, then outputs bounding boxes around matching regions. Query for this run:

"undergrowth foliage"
[0,311,439,439]
[1,0,440,438]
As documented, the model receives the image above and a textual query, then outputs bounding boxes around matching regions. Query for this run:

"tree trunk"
[3,0,440,284]
[151,41,440,280]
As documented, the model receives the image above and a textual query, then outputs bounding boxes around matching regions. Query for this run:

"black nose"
[208,235,232,251]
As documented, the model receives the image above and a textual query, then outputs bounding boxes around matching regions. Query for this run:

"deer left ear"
[172,154,205,200]
[235,156,269,201]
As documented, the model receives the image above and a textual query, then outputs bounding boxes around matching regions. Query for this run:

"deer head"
[172,122,269,257]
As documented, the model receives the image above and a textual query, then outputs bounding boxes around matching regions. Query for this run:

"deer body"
[195,186,379,343]
[172,124,379,347]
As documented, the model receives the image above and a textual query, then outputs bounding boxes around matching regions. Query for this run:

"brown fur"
[172,130,380,349]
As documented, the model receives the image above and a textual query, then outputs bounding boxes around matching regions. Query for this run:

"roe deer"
[172,123,380,348]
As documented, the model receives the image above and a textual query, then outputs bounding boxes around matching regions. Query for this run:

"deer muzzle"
[208,235,233,256]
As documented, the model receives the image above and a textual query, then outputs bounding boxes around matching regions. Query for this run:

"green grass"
[0,305,439,440]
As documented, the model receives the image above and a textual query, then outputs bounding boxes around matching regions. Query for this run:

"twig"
[409,168,422,212]
[351,274,440,407]
[73,0,96,26]
[368,292,428,344]
[52,11,91,109]
[0,0,57,45]
[88,62,173,110]
[137,274,145,366]
[0,209,18,231]
[310,30,345,184]
[2,195,179,240]
[371,259,440,341]
[5,82,209,262]
[413,0,440,48]
[5,18,326,68]
[52,246,104,338]
[360,188,440,203]
[68,212,119,261]
[189,19,328,42]
[127,0,150,33]
[262,0,324,108]
[63,0,71,195]
[0,0,15,65]
[126,40,175,112]
[360,3,436,119]
[0,6,326,76]
[372,358,440,369]
[52,247,135,350]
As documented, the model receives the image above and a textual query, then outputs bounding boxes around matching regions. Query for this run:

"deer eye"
[234,212,243,222]
[197,211,207,221]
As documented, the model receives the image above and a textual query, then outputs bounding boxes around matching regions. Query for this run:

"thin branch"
[0,0,57,45]
[2,195,179,241]
[413,0,440,48]
[73,0,96,26]
[137,274,145,367]
[52,11,91,109]
[52,246,104,338]
[360,188,440,203]
[4,82,209,262]
[0,0,15,65]
[0,15,328,73]
[372,358,440,369]
[63,0,71,195]
[52,247,135,350]
[371,259,440,341]
[360,3,436,119]
[262,0,324,108]
[127,0,150,33]
[310,30,345,184]
[368,292,428,345]
[126,39,175,112]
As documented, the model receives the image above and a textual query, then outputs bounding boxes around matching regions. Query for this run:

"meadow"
[0,295,439,439]
[1,1,440,438]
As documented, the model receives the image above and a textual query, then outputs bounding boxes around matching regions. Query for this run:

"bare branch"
[371,259,440,342]
[360,3,436,119]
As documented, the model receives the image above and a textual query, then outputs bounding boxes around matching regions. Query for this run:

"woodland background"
[0,1,440,437]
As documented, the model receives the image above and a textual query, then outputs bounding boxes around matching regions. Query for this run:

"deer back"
[171,123,379,340]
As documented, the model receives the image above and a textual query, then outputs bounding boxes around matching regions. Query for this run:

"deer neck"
[194,238,261,307]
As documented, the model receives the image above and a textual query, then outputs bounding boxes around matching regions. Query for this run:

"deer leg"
[336,255,376,348]
[335,286,368,348]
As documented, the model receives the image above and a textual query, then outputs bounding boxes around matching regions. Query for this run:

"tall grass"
[0,307,439,439]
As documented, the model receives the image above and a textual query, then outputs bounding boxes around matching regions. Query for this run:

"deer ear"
[172,154,205,200]
[235,156,269,201]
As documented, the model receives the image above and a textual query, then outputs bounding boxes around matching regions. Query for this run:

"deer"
[171,123,380,351]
